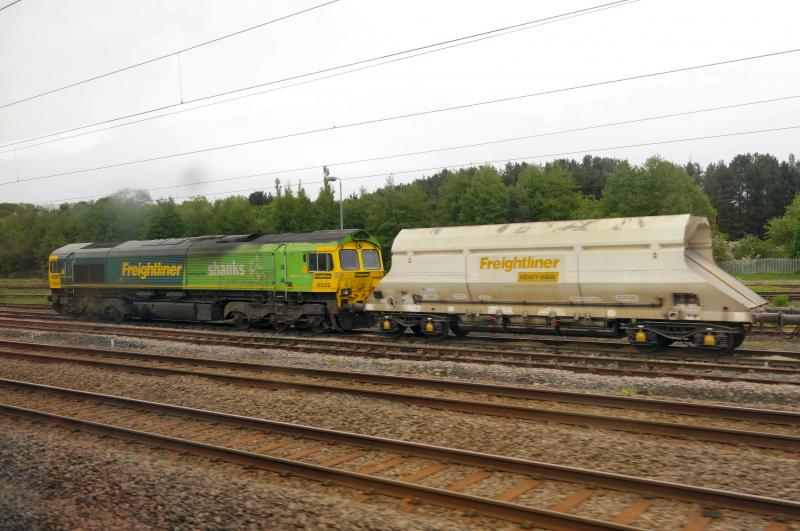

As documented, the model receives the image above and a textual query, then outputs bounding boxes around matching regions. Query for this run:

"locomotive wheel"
[104,306,124,323]
[450,321,469,337]
[273,321,291,333]
[309,317,329,335]
[229,311,252,330]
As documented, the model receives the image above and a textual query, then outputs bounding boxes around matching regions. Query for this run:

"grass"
[0,278,50,304]
[735,272,800,283]
[0,277,48,287]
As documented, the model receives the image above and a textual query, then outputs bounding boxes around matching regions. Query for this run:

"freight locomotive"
[48,215,796,353]
[48,230,383,332]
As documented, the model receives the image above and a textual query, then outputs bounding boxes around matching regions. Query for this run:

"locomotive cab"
[48,255,65,289]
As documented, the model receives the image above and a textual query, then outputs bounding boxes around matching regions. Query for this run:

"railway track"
[2,302,798,354]
[758,291,800,301]
[1,315,799,385]
[2,303,799,361]
[1,377,797,530]
[1,339,798,451]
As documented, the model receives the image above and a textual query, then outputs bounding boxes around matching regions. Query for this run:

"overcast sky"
[1,0,799,206]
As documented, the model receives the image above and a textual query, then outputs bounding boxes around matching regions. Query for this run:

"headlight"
[342,288,352,296]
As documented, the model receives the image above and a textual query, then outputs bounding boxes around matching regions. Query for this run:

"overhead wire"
[162,123,800,201]
[4,46,799,187]
[0,0,340,110]
[0,0,22,13]
[35,93,800,204]
[0,0,640,153]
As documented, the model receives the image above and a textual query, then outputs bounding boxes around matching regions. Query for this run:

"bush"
[731,235,784,259]
[771,294,790,307]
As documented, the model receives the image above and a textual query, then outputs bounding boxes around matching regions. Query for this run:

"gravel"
[1,325,799,529]
[3,327,800,409]
[0,415,484,531]
[0,356,797,503]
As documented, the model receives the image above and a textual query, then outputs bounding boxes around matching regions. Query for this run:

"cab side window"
[339,249,359,271]
[306,253,333,272]
[361,249,381,270]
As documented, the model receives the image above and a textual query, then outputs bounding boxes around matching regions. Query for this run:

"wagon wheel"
[409,324,425,337]
[731,332,746,349]
[229,311,252,330]
[449,321,469,337]
[423,321,450,341]
[699,332,736,355]
[382,321,406,339]
[631,334,670,353]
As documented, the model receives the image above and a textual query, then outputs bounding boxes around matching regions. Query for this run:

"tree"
[600,157,716,222]
[210,196,256,234]
[142,199,184,239]
[703,161,743,238]
[366,181,433,249]
[550,155,621,199]
[248,190,273,206]
[512,164,596,221]
[766,193,800,256]
[437,166,508,225]
[732,235,783,259]
[313,182,339,230]
[178,197,213,235]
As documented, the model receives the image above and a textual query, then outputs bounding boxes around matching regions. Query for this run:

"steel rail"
[1,346,797,451]
[1,377,798,522]
[0,405,633,530]
[2,338,797,426]
[1,317,798,385]
[2,306,799,363]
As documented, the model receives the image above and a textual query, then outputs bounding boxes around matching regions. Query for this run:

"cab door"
[64,253,75,284]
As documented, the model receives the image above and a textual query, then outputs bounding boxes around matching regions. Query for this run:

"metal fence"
[718,258,800,275]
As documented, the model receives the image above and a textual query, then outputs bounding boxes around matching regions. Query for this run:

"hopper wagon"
[47,230,383,331]
[367,214,793,352]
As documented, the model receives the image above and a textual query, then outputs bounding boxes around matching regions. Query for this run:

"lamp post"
[323,175,344,230]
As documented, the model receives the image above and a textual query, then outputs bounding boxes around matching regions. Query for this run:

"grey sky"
[1,0,799,206]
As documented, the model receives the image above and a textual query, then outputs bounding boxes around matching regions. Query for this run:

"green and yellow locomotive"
[48,230,383,331]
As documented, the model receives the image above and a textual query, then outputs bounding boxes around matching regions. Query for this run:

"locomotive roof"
[51,229,378,256]
[391,214,713,260]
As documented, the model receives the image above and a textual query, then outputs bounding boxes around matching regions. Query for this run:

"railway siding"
[0,339,797,450]
[0,377,797,530]
[2,316,800,386]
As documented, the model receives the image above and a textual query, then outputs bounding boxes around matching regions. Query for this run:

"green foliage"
[600,157,716,222]
[702,153,799,238]
[178,197,213,236]
[5,153,797,278]
[210,196,256,234]
[142,199,184,239]
[711,230,733,261]
[771,294,790,307]
[512,164,597,221]
[731,235,783,259]
[766,193,800,257]
[366,180,433,247]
